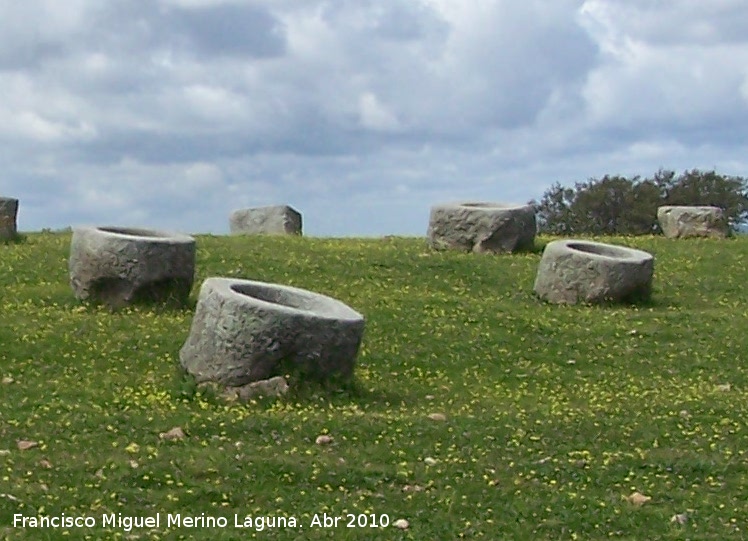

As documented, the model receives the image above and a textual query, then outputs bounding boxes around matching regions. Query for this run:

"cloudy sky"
[2,0,748,236]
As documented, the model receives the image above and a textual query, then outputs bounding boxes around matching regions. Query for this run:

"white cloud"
[578,0,748,146]
[358,93,400,131]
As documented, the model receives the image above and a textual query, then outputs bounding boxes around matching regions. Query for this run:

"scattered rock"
[427,413,447,422]
[393,518,410,530]
[423,457,437,466]
[159,427,187,441]
[626,492,651,506]
[38,459,53,469]
[233,376,289,402]
[671,512,688,525]
[715,383,731,392]
[657,205,729,239]
[17,440,38,451]
[2,376,14,384]
[315,435,334,445]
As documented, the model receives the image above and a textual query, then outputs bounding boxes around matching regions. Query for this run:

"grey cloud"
[0,41,64,70]
[320,0,448,42]
[580,0,748,47]
[76,2,286,59]
[370,1,597,133]
[164,3,287,58]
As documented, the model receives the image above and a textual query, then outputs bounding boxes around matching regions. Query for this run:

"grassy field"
[1,232,747,540]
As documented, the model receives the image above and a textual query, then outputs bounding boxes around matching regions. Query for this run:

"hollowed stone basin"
[68,225,196,308]
[533,239,654,304]
[179,278,365,386]
[657,206,729,239]
[229,205,302,236]
[0,197,19,241]
[427,201,536,253]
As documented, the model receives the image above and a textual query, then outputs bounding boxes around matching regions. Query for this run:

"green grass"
[1,231,748,540]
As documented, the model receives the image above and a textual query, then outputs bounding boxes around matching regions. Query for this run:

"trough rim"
[433,201,535,212]
[546,239,653,262]
[72,225,196,244]
[201,276,364,322]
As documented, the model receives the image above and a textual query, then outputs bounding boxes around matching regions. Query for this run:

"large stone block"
[69,226,196,308]
[533,240,654,305]
[229,205,302,236]
[657,205,729,238]
[427,202,536,253]
[180,278,365,386]
[0,197,19,241]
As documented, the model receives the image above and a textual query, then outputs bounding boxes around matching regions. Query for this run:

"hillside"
[1,232,747,540]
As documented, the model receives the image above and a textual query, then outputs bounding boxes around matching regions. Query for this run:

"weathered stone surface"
[533,240,654,304]
[180,278,365,386]
[234,376,290,401]
[0,197,19,241]
[657,205,729,238]
[427,202,536,253]
[69,226,196,307]
[229,205,302,236]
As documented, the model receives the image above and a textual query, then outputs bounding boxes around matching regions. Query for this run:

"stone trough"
[68,226,196,307]
[229,205,302,236]
[533,239,654,304]
[657,205,729,239]
[179,278,365,386]
[427,202,536,253]
[0,197,19,241]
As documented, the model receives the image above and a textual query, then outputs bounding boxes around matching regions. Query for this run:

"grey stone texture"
[657,205,729,239]
[198,376,290,403]
[234,376,290,402]
[180,278,365,386]
[229,205,302,236]
[0,197,19,240]
[68,226,196,307]
[427,202,536,253]
[533,240,654,304]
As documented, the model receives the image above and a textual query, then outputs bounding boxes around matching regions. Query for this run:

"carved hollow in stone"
[68,226,196,307]
[0,197,19,241]
[427,202,536,253]
[657,205,729,239]
[229,205,302,236]
[533,240,654,305]
[179,278,365,386]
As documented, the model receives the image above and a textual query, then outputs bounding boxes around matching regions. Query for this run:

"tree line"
[531,169,748,235]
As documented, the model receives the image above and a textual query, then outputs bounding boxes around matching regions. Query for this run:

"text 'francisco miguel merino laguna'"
[14,513,300,532]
